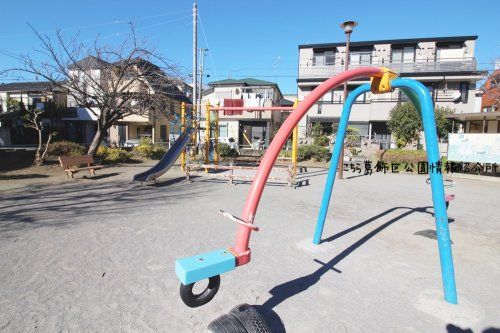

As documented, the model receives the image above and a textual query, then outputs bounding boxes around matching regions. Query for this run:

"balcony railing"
[299,57,478,78]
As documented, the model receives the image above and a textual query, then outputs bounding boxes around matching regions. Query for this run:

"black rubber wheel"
[229,303,271,333]
[179,275,220,308]
[207,314,248,333]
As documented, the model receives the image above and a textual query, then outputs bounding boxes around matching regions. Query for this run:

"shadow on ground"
[0,176,212,235]
[0,174,50,180]
[261,206,432,310]
[447,324,500,333]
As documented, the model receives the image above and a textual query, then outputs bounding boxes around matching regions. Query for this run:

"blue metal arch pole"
[313,78,457,304]
[313,84,370,244]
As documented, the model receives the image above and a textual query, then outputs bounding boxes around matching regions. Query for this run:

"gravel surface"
[0,164,499,332]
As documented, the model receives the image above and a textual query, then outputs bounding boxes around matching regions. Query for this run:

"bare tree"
[10,25,186,156]
[22,107,55,166]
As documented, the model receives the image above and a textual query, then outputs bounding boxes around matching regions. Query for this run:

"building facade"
[0,82,68,146]
[201,78,286,147]
[65,56,191,146]
[297,35,486,148]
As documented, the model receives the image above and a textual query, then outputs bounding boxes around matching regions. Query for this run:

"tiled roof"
[68,56,111,70]
[0,81,62,92]
[208,78,278,87]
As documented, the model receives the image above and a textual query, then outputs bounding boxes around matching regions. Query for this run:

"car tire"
[229,304,271,333]
[179,275,220,308]
[207,314,248,333]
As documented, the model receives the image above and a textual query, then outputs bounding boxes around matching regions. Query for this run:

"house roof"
[299,35,478,49]
[280,98,294,106]
[208,78,278,87]
[68,56,111,70]
[0,81,63,92]
[207,77,284,100]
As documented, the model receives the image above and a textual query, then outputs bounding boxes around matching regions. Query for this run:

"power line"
[81,14,192,42]
[198,12,220,85]
[0,8,192,39]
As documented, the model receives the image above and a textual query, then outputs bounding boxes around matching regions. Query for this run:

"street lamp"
[337,20,357,180]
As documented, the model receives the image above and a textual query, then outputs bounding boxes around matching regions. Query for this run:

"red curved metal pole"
[230,67,384,265]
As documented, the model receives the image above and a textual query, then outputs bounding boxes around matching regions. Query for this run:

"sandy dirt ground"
[0,164,499,332]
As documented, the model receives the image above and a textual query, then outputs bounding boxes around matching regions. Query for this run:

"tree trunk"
[41,133,54,161]
[87,128,105,156]
[34,129,43,166]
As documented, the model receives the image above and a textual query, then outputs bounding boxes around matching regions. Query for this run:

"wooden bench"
[59,155,104,179]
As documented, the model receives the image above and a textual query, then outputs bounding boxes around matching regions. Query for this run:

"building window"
[317,102,322,115]
[219,123,228,137]
[436,43,464,60]
[469,120,485,133]
[313,50,335,66]
[391,46,415,63]
[460,82,469,103]
[160,125,167,142]
[350,50,372,65]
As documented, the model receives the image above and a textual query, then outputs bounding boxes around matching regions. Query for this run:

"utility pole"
[198,48,208,110]
[192,1,198,121]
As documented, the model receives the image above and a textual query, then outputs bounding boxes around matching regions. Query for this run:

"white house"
[201,78,286,147]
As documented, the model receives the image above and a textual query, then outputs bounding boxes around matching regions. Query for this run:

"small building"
[201,78,285,147]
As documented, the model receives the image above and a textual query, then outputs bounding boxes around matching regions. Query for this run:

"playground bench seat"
[59,155,104,179]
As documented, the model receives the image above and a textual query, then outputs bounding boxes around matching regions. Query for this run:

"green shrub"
[350,147,362,157]
[279,150,292,158]
[311,122,324,138]
[314,135,329,147]
[298,145,331,162]
[133,137,166,159]
[346,126,362,147]
[96,147,132,164]
[218,142,238,158]
[379,149,427,164]
[48,140,86,157]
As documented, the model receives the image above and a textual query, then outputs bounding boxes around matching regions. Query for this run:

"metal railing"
[300,57,477,78]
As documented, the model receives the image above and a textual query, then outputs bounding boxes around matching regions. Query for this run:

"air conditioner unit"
[451,91,462,101]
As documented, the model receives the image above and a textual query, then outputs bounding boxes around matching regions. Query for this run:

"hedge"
[133,137,166,160]
[298,145,331,162]
[48,140,86,157]
[97,147,133,164]
[377,149,427,164]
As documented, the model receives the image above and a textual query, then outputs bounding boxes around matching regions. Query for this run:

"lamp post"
[337,20,357,180]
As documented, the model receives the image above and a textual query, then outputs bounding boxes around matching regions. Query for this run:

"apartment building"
[297,35,487,148]
[201,78,285,147]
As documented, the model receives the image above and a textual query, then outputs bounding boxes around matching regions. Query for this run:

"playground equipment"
[183,103,299,187]
[133,103,196,183]
[175,67,458,308]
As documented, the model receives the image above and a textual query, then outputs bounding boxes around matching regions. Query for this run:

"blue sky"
[0,0,498,94]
